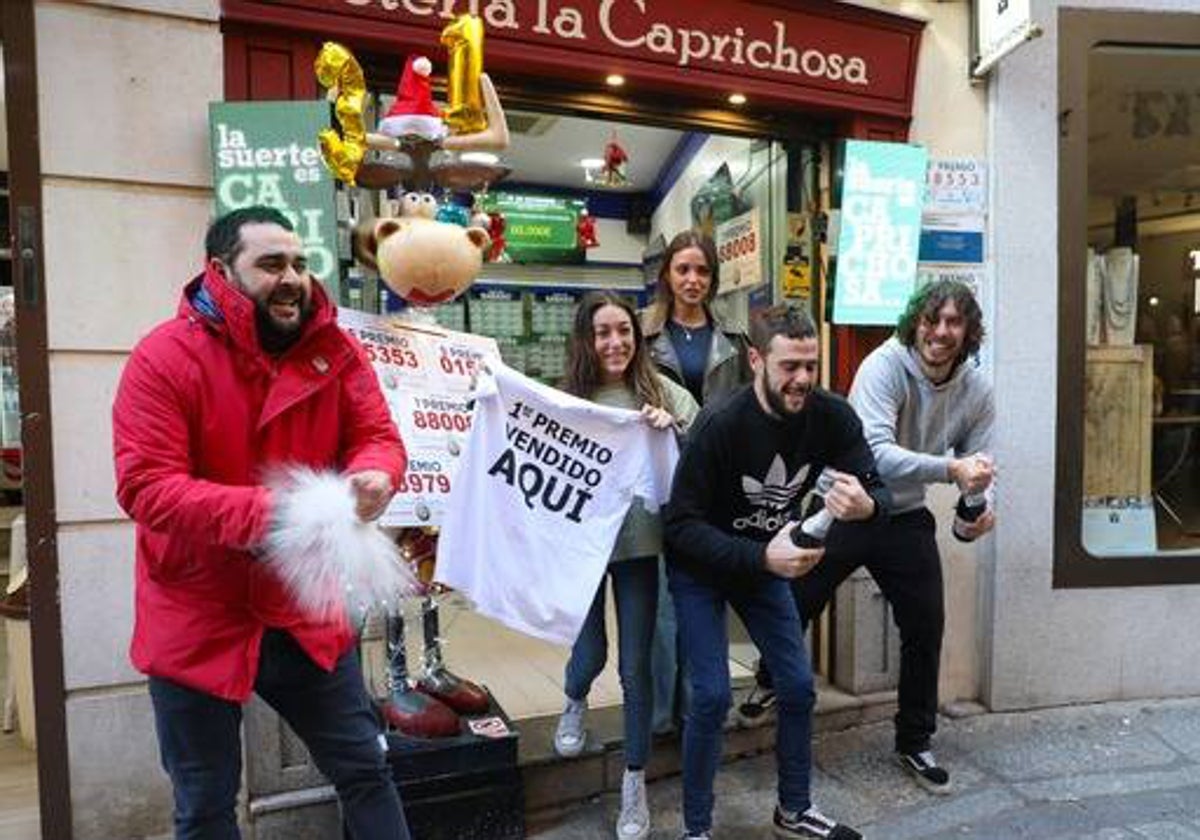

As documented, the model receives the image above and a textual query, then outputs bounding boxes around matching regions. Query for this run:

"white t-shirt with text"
[435,361,679,646]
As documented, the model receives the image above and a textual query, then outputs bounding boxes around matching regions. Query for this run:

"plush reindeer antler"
[442,74,510,152]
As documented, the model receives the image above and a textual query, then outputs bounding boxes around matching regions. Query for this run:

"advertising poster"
[715,207,764,295]
[832,140,927,325]
[481,192,585,264]
[338,309,498,527]
[208,101,340,291]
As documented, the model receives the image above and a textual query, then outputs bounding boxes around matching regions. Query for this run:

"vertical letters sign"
[209,102,341,296]
[832,140,928,325]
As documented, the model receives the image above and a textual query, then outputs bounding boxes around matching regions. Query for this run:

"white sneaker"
[616,768,650,840]
[553,697,587,757]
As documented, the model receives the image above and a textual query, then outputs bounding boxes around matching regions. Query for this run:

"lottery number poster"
[339,309,499,527]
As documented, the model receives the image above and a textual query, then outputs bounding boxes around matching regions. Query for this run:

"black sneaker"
[736,683,777,725]
[897,749,952,794]
[772,805,862,839]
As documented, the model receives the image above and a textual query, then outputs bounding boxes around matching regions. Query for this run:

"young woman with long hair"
[554,291,698,840]
[644,230,753,405]
[643,230,754,737]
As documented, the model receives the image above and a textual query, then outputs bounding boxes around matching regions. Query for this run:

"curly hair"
[895,280,985,362]
[562,292,666,409]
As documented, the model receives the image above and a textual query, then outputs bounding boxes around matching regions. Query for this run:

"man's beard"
[255,295,312,355]
[761,369,810,419]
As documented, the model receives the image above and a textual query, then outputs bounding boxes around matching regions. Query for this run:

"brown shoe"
[417,668,490,715]
[379,689,460,738]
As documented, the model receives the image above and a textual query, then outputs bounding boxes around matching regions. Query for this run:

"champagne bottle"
[791,507,833,549]
[952,492,987,542]
[791,468,836,549]
[952,454,992,542]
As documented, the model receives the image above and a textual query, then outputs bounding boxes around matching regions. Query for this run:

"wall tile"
[44,181,211,352]
[51,353,125,523]
[60,523,139,690]
[37,3,220,186]
[88,0,219,19]
[67,689,174,840]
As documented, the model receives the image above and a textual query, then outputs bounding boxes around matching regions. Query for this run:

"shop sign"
[781,258,813,301]
[482,192,583,264]
[972,0,1041,79]
[715,207,763,295]
[232,0,921,109]
[832,140,927,326]
[338,308,499,526]
[918,224,984,265]
[208,102,340,287]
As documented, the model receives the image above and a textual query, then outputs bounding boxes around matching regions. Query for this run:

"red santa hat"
[378,55,447,140]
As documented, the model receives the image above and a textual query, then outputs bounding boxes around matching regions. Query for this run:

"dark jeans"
[760,509,944,754]
[564,555,659,768]
[149,629,409,840]
[669,564,816,834]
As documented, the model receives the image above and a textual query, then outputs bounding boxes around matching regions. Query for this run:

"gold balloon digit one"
[314,42,368,186]
[441,14,488,136]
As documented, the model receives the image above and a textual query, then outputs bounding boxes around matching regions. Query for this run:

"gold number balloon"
[441,14,488,136]
[314,42,368,186]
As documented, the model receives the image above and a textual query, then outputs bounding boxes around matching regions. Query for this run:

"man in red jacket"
[113,206,410,839]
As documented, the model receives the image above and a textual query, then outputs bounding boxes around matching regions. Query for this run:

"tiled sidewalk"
[531,696,1200,839]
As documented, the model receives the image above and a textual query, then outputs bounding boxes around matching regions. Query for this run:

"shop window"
[1056,10,1200,586]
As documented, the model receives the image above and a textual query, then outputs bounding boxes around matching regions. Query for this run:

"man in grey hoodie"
[741,279,995,795]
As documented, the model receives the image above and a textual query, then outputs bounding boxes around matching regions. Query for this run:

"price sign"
[715,207,763,295]
[925,158,987,216]
[339,309,498,526]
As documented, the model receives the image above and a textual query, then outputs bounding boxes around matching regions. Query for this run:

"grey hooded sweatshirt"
[848,336,994,514]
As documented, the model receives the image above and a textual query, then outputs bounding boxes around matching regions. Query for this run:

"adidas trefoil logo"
[742,455,808,508]
[734,456,808,531]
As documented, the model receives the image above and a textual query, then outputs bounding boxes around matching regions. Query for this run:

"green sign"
[482,192,583,265]
[832,140,927,325]
[208,101,340,294]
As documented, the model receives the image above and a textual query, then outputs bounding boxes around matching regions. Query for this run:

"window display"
[1081,45,1200,557]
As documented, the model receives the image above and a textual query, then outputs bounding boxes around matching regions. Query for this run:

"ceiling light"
[1149,296,1160,307]
[606,74,625,87]
[728,93,747,106]
[579,157,605,168]
[460,152,499,165]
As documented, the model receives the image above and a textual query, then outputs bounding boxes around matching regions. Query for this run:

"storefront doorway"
[341,103,829,720]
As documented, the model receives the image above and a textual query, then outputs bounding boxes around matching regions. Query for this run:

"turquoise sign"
[832,140,927,325]
[209,101,340,296]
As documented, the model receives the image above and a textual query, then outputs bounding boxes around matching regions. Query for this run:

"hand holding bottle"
[766,522,824,578]
[949,452,993,496]
[951,453,995,542]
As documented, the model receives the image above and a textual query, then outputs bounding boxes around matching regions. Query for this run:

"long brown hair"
[645,230,719,333]
[896,279,985,362]
[563,292,666,409]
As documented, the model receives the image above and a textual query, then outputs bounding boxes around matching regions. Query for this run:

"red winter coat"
[113,266,405,701]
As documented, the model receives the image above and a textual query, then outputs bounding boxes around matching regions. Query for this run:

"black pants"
[150,629,410,840]
[758,509,944,754]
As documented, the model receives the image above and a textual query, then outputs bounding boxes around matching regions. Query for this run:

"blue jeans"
[669,565,816,834]
[651,561,692,734]
[563,555,658,768]
[149,629,409,840]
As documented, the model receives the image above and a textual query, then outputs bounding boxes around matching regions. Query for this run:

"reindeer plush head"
[355,200,489,306]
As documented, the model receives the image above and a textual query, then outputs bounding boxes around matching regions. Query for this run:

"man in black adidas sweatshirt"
[663,305,889,840]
